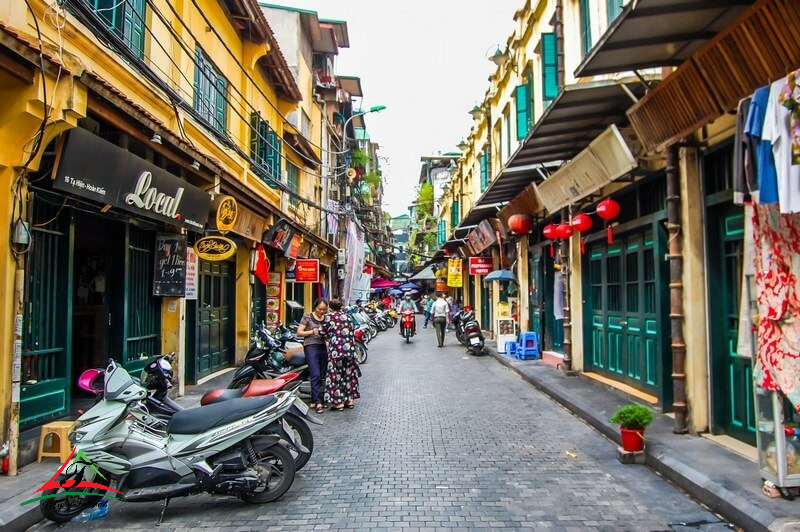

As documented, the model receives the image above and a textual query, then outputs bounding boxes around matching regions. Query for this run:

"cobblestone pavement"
[32,324,732,531]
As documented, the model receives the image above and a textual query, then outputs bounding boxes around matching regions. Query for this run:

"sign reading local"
[469,257,493,276]
[194,236,237,261]
[55,127,210,229]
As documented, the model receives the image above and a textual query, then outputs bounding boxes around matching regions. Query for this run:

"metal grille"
[126,226,160,370]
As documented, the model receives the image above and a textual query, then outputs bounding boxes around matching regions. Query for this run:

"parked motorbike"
[462,308,485,355]
[353,328,369,364]
[451,308,469,346]
[400,308,416,343]
[43,360,297,524]
[228,323,308,390]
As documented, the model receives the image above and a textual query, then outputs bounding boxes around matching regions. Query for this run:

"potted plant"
[609,403,655,452]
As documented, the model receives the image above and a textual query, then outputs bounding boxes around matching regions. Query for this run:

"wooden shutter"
[480,152,488,192]
[215,77,227,134]
[515,84,529,140]
[249,112,260,161]
[580,0,592,56]
[606,0,623,23]
[541,33,558,101]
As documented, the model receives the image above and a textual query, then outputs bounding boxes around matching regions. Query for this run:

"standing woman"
[297,297,328,413]
[323,299,360,411]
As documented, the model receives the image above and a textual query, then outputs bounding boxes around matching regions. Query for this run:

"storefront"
[21,126,211,427]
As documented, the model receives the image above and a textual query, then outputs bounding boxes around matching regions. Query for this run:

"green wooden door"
[123,226,161,375]
[529,245,542,337]
[586,229,666,399]
[708,208,755,444]
[196,260,235,380]
[480,281,491,330]
[20,200,73,428]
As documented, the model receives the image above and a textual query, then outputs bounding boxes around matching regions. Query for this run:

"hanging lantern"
[596,198,621,243]
[542,224,557,240]
[508,214,533,235]
[571,212,593,254]
[555,223,573,240]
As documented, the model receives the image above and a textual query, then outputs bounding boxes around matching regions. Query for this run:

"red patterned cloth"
[753,203,800,411]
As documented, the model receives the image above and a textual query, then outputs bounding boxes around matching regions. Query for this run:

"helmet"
[404,293,411,299]
[141,354,174,391]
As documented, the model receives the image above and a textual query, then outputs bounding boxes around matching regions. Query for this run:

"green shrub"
[609,404,655,430]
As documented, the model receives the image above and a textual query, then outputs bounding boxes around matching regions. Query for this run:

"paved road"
[33,323,732,531]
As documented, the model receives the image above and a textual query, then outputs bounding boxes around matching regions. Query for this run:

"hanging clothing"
[553,270,564,320]
[752,203,800,412]
[745,85,780,205]
[734,97,758,204]
[778,69,800,165]
[763,79,800,213]
[736,203,757,358]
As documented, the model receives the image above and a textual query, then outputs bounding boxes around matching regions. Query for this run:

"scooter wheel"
[240,443,296,503]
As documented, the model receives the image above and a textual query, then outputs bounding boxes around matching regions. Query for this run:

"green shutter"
[123,0,145,58]
[250,112,260,161]
[542,33,558,101]
[215,77,227,133]
[193,48,202,115]
[607,0,623,23]
[516,84,529,140]
[480,152,488,192]
[580,0,592,57]
[451,201,459,227]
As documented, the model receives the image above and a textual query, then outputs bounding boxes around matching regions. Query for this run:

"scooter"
[228,323,308,390]
[44,360,298,525]
[463,311,485,355]
[400,308,416,343]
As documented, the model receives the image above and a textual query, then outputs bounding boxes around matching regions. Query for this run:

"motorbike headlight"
[69,419,87,443]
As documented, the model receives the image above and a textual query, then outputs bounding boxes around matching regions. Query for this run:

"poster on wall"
[153,233,187,297]
[185,246,198,300]
[295,259,320,283]
[265,271,283,327]
[447,258,463,287]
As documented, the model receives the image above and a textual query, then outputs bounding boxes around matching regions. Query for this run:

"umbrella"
[388,288,403,296]
[371,277,400,289]
[483,269,516,282]
[398,282,422,291]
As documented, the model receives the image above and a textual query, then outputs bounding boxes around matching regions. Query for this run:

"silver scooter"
[40,359,298,524]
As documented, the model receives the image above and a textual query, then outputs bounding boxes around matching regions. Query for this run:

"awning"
[471,79,650,214]
[409,268,437,281]
[370,277,399,289]
[574,0,754,78]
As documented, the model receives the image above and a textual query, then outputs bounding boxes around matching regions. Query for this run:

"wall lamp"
[457,138,469,151]
[488,46,518,73]
[190,160,201,171]
[469,104,485,120]
[151,133,162,144]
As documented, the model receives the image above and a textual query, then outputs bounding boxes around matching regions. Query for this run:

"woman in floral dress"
[323,299,361,411]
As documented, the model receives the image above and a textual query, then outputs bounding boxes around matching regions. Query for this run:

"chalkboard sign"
[153,233,187,296]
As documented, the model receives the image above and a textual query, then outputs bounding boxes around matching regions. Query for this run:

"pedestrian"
[424,293,435,328]
[297,297,328,413]
[432,292,450,348]
[323,299,360,411]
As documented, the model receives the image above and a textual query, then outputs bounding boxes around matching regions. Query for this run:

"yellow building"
[0,0,341,468]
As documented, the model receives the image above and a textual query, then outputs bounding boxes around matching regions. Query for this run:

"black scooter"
[461,307,485,355]
[228,323,309,390]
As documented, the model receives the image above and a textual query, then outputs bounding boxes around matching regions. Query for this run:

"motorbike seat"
[286,352,306,366]
[167,395,278,434]
[244,378,288,397]
[200,388,244,406]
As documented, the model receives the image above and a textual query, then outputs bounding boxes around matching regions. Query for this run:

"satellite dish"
[346,168,357,180]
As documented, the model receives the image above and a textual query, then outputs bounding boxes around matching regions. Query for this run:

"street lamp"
[337,104,387,300]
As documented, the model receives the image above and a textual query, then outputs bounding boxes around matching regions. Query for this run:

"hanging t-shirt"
[763,79,800,214]
[745,86,779,205]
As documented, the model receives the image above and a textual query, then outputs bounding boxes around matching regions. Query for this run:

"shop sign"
[295,259,320,283]
[284,234,302,259]
[153,233,187,297]
[215,196,237,234]
[469,257,493,276]
[363,265,373,276]
[467,220,497,255]
[266,272,282,327]
[195,236,236,261]
[54,127,210,229]
[284,258,296,282]
[447,258,463,288]
[262,218,295,253]
[231,205,265,240]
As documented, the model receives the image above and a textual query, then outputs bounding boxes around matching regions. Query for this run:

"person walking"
[323,299,360,411]
[432,292,450,348]
[423,293,435,328]
[297,297,328,413]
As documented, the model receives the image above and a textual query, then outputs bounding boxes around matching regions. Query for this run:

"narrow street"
[34,325,731,531]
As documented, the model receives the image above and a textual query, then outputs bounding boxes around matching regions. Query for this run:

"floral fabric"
[322,310,360,405]
[752,203,800,412]
[778,69,800,165]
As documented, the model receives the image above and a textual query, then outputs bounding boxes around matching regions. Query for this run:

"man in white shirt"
[432,292,450,348]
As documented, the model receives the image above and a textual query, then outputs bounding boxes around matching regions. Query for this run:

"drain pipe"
[666,145,688,433]
[560,206,573,373]
[555,0,565,89]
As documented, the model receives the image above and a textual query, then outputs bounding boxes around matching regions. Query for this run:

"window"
[504,108,512,162]
[541,33,558,104]
[607,0,624,23]
[249,112,282,188]
[194,48,228,134]
[88,0,145,57]
[287,163,299,207]
[451,201,460,228]
[515,79,531,140]
[480,151,489,192]
[580,0,593,57]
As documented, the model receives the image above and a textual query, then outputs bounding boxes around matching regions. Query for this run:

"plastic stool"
[37,421,75,463]
[503,341,518,356]
[517,332,540,360]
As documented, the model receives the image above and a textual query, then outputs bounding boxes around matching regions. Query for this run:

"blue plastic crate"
[517,332,540,360]
[503,341,518,357]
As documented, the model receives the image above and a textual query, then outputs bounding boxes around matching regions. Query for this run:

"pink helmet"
[77,368,105,394]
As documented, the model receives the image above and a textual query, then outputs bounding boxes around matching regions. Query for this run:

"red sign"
[363,265,373,276]
[469,257,493,276]
[294,259,320,283]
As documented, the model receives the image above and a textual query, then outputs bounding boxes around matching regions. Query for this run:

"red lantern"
[555,223,573,239]
[596,198,621,243]
[508,214,533,235]
[542,224,557,240]
[571,213,593,233]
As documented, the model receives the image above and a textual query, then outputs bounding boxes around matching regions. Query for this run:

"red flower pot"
[620,427,645,452]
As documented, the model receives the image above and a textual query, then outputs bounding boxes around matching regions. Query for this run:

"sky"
[286,0,523,218]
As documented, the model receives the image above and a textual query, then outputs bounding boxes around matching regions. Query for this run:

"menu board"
[153,233,187,297]
[265,272,282,327]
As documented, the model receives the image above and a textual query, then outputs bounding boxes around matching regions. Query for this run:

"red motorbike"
[400,308,416,343]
